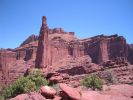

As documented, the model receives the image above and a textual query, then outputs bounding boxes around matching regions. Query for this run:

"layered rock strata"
[0,16,133,86]
[35,17,130,69]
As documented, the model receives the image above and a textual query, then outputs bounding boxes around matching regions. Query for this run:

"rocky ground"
[10,83,133,100]
[1,16,133,100]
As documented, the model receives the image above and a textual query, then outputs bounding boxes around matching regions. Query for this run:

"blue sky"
[0,0,133,48]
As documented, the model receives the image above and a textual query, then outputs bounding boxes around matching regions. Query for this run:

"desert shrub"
[28,68,43,78]
[33,76,48,90]
[14,76,36,93]
[103,70,118,85]
[27,68,48,90]
[2,76,36,99]
[2,68,48,99]
[81,74,103,90]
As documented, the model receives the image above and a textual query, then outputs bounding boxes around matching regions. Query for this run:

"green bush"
[27,68,48,90]
[34,76,48,89]
[81,74,103,90]
[14,76,36,93]
[28,68,43,79]
[2,76,36,99]
[2,68,48,99]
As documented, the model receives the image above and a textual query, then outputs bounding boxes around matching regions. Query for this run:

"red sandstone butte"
[35,16,131,69]
[0,16,133,86]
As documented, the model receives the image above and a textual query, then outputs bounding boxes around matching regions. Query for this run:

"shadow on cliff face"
[56,66,86,76]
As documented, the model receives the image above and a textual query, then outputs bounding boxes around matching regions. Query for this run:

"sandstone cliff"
[35,17,130,69]
[0,16,133,86]
[0,34,38,86]
[128,44,133,64]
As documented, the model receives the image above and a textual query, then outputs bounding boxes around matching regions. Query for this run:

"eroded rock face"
[35,17,131,69]
[34,17,133,85]
[84,35,128,64]
[0,49,16,85]
[20,34,38,47]
[128,44,133,64]
[35,16,49,68]
[0,35,38,86]
[0,16,133,86]
[35,16,77,68]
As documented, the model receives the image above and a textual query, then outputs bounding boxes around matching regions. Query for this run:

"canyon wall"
[0,35,38,86]
[35,17,130,68]
[128,44,133,64]
[0,16,133,86]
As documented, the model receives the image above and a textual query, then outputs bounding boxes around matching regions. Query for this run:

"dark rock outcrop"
[20,34,38,47]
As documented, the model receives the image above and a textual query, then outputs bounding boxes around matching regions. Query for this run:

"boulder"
[10,92,46,100]
[59,83,81,100]
[40,86,56,98]
[49,75,63,84]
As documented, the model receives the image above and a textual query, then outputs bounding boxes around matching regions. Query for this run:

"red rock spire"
[42,16,47,27]
[35,16,49,68]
